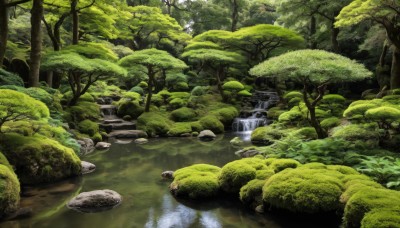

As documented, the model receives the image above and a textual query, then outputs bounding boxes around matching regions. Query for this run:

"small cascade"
[100,105,117,119]
[232,91,279,133]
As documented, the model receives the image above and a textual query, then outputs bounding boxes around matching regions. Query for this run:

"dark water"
[1,133,341,228]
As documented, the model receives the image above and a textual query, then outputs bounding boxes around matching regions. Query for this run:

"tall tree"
[250,50,372,139]
[336,0,400,89]
[214,0,247,31]
[0,0,30,68]
[119,49,188,112]
[29,0,44,87]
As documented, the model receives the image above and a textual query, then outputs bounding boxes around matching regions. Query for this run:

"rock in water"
[161,171,174,180]
[81,161,96,174]
[67,189,122,213]
[78,138,95,155]
[95,142,111,150]
[134,138,148,144]
[197,130,216,141]
[230,137,243,146]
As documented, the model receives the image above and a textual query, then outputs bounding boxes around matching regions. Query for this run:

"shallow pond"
[2,133,341,228]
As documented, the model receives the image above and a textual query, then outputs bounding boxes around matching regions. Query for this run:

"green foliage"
[365,106,400,125]
[238,90,252,97]
[361,209,400,228]
[331,124,380,147]
[0,162,20,218]
[129,86,144,95]
[64,42,119,61]
[0,89,50,132]
[222,81,245,91]
[191,86,210,96]
[278,109,303,123]
[63,91,95,104]
[251,126,284,145]
[199,115,225,133]
[168,98,187,110]
[170,107,196,122]
[322,94,346,104]
[137,112,173,136]
[283,91,303,100]
[0,69,24,87]
[170,164,221,199]
[117,101,144,119]
[356,156,400,189]
[210,107,239,125]
[64,101,101,123]
[78,120,99,137]
[343,102,380,119]
[0,133,81,184]
[291,127,318,140]
[250,50,373,84]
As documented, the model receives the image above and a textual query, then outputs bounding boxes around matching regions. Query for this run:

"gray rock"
[235,148,260,158]
[134,138,148,144]
[78,138,95,155]
[81,161,96,174]
[255,205,264,213]
[67,189,122,213]
[108,130,148,139]
[230,137,243,146]
[197,130,216,141]
[180,133,191,137]
[161,171,174,180]
[95,142,111,150]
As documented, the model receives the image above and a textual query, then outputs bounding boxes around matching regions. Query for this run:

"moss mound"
[210,107,239,125]
[0,152,20,218]
[167,122,192,136]
[137,112,173,136]
[199,115,224,133]
[117,101,144,119]
[0,133,81,184]
[361,209,400,228]
[240,179,267,206]
[170,164,221,199]
[269,159,301,172]
[170,107,196,122]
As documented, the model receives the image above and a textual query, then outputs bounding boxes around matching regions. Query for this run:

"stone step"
[99,121,136,133]
[107,130,148,139]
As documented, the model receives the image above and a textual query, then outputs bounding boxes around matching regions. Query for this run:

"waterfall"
[232,91,279,133]
[100,105,117,119]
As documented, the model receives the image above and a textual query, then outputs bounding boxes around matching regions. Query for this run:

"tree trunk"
[379,41,389,67]
[71,0,79,45]
[302,84,327,139]
[0,0,8,68]
[216,66,224,98]
[230,0,239,32]
[309,16,317,49]
[29,0,44,87]
[46,71,53,87]
[331,23,340,53]
[145,67,154,112]
[391,47,400,89]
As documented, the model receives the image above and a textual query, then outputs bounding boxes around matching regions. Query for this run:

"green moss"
[331,124,379,147]
[170,107,196,122]
[256,169,275,180]
[251,126,284,145]
[0,152,12,170]
[269,159,301,172]
[64,101,100,123]
[222,81,245,91]
[190,121,204,132]
[0,164,20,218]
[343,103,379,119]
[0,68,24,86]
[291,127,318,140]
[288,97,302,107]
[278,109,303,123]
[137,112,173,136]
[167,123,192,136]
[174,82,189,91]
[240,179,267,206]
[168,98,187,110]
[191,86,209,96]
[0,133,81,184]
[138,81,148,88]
[262,168,344,213]
[382,95,400,104]
[361,209,400,228]
[267,107,285,119]
[322,94,346,104]
[365,106,400,123]
[320,117,341,129]
[343,188,400,227]
[199,115,224,133]
[117,101,144,119]
[129,86,144,95]
[170,164,221,199]
[78,120,99,136]
[62,91,95,104]
[210,107,239,125]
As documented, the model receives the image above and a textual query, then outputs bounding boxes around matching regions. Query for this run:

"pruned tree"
[250,49,372,138]
[119,48,188,112]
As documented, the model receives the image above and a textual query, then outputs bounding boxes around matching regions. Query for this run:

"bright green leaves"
[250,49,372,84]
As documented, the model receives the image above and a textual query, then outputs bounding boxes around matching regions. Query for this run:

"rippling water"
[1,133,341,228]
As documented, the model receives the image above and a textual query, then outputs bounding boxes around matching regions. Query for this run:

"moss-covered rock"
[199,115,224,133]
[117,101,144,119]
[78,120,99,137]
[137,112,173,136]
[167,123,192,137]
[278,109,303,123]
[343,188,400,227]
[222,81,245,91]
[250,126,284,145]
[170,164,221,199]
[64,101,101,123]
[331,124,380,147]
[0,133,81,184]
[168,98,187,110]
[361,209,400,228]
[240,179,267,207]
[129,86,144,95]
[320,117,341,130]
[291,127,318,140]
[267,107,285,120]
[218,158,269,195]
[262,168,344,213]
[0,152,20,218]
[269,159,301,173]
[210,107,239,125]
[170,107,196,122]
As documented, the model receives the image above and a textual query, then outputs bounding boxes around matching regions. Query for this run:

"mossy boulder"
[343,187,400,227]
[0,152,20,218]
[262,168,345,213]
[222,81,245,91]
[278,109,303,123]
[240,179,267,207]
[170,164,221,199]
[117,101,144,119]
[250,126,284,145]
[332,124,380,147]
[167,123,192,137]
[291,127,318,140]
[78,120,99,137]
[361,209,400,228]
[218,158,269,195]
[269,159,301,173]
[168,98,187,110]
[170,107,196,122]
[320,117,341,130]
[137,112,173,136]
[0,133,81,184]
[199,115,224,133]
[210,107,239,125]
[64,101,101,123]
[129,86,144,95]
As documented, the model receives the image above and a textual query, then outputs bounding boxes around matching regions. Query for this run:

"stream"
[1,133,341,228]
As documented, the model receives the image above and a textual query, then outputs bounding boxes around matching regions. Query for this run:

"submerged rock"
[235,148,260,158]
[197,130,216,141]
[95,142,111,150]
[78,138,95,155]
[134,138,148,144]
[161,171,174,180]
[81,161,96,174]
[67,189,122,213]
[230,137,243,146]
[108,130,148,139]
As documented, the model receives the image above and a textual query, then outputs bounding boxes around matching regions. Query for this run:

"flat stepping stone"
[67,189,122,213]
[81,161,96,174]
[108,130,148,139]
